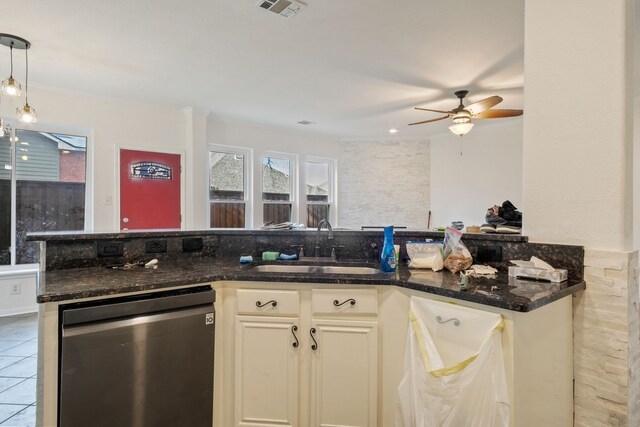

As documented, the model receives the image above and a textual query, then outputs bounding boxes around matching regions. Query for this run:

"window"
[0,134,11,265]
[262,155,294,225]
[305,159,333,228]
[208,145,251,228]
[1,128,88,266]
[206,146,335,229]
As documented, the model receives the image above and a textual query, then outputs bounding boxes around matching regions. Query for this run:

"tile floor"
[0,313,37,427]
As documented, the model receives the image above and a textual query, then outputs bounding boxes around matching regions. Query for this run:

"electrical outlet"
[97,241,124,257]
[476,245,503,263]
[10,283,21,295]
[182,237,203,252]
[146,240,167,253]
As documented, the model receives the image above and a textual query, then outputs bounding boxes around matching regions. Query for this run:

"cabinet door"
[309,319,378,427]
[235,316,300,427]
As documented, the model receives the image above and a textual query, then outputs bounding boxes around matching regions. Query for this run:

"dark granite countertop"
[36,257,584,312]
[27,228,527,242]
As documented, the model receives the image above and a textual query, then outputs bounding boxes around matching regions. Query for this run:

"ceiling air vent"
[257,0,305,18]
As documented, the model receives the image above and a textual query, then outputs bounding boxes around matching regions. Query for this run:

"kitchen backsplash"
[28,229,584,280]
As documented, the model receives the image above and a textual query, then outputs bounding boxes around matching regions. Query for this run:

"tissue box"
[508,266,568,282]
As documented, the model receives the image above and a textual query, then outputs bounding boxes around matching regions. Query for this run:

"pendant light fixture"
[16,47,36,123]
[0,34,36,129]
[1,43,21,96]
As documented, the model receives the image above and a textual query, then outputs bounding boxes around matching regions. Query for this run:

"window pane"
[210,151,245,201]
[0,134,11,265]
[15,130,86,264]
[305,161,330,228]
[262,157,291,202]
[210,202,245,228]
[307,205,329,228]
[263,203,292,225]
[306,161,329,203]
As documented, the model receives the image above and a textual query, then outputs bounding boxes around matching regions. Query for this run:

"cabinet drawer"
[237,289,299,316]
[311,288,378,316]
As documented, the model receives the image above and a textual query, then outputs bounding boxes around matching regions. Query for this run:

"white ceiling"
[0,0,525,139]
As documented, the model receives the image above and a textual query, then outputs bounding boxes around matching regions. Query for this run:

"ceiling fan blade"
[414,107,453,115]
[408,115,449,126]
[465,95,503,115]
[474,109,523,119]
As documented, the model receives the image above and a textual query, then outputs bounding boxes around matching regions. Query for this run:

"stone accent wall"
[338,140,429,230]
[573,249,640,426]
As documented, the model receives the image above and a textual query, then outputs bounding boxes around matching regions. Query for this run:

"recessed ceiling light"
[297,120,315,125]
[389,128,398,134]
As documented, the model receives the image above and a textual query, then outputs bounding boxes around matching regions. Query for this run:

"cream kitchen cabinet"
[309,289,379,427]
[234,289,301,426]
[217,283,379,427]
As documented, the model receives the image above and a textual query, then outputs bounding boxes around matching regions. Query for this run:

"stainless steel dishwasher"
[58,285,215,427]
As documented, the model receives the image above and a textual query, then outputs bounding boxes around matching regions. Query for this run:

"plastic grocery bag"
[396,297,509,427]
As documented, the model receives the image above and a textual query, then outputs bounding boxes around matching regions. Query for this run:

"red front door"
[119,149,181,230]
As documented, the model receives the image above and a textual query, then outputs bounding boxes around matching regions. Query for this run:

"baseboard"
[0,306,38,317]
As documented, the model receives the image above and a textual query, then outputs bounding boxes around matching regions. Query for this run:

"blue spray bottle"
[380,226,396,272]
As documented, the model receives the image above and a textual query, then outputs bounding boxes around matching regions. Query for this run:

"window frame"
[207,144,253,229]
[302,155,337,227]
[0,120,93,269]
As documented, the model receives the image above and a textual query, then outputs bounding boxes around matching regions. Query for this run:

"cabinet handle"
[333,298,356,307]
[256,300,277,308]
[310,327,318,351]
[291,325,299,348]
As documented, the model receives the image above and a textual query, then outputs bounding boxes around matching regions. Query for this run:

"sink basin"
[251,264,381,275]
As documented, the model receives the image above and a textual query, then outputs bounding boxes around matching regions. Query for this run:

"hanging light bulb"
[17,103,37,123]
[1,45,21,96]
[17,45,36,123]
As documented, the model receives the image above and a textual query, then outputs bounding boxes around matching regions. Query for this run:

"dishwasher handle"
[63,303,214,338]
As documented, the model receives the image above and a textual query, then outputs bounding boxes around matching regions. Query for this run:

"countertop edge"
[36,267,585,312]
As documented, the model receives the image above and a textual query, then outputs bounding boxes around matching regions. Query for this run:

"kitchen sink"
[251,264,381,275]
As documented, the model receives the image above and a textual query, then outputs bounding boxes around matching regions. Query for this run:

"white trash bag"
[396,297,509,427]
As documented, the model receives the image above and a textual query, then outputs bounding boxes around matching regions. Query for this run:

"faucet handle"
[331,245,345,261]
[369,242,379,260]
[291,245,305,258]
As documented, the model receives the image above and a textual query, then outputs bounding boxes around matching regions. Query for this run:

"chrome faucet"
[314,219,334,257]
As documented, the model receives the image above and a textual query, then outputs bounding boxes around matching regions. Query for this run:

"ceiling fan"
[409,90,523,137]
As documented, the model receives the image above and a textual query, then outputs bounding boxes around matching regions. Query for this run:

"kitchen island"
[30,230,584,426]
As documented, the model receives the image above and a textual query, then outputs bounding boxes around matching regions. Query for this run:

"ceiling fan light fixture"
[449,121,474,137]
[451,114,470,125]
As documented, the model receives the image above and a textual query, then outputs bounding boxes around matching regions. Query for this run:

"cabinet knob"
[256,300,278,308]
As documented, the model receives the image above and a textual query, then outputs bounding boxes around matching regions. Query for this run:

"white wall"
[430,119,523,229]
[206,116,341,229]
[0,268,38,316]
[338,139,430,230]
[523,0,633,250]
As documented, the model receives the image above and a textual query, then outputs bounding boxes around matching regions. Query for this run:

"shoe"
[480,224,496,233]
[495,225,521,234]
